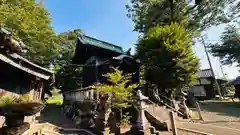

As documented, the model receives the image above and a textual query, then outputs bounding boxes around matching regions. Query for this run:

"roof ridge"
[83,35,123,49]
[0,53,51,80]
[8,53,54,74]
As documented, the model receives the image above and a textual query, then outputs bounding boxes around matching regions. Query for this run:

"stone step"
[145,108,171,131]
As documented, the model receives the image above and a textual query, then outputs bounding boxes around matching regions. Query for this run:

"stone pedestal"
[136,101,149,131]
[131,90,151,135]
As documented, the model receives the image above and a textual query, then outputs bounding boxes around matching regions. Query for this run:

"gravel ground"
[192,101,240,130]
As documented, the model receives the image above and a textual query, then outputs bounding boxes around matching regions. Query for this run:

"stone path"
[25,104,94,135]
[37,104,77,129]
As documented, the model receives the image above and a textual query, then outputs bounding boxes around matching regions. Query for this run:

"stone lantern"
[129,90,151,135]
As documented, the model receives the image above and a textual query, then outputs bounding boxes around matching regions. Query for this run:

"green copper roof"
[80,35,123,53]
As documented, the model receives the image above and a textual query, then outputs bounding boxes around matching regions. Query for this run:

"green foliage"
[0,96,16,106]
[51,87,61,96]
[55,64,83,91]
[126,0,240,33]
[137,23,199,91]
[93,67,138,110]
[57,29,83,63]
[121,112,131,127]
[93,68,137,125]
[45,97,63,105]
[54,29,84,91]
[18,93,30,103]
[0,94,31,106]
[217,79,235,96]
[0,0,60,66]
[209,25,240,67]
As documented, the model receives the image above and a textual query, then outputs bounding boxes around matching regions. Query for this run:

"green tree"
[57,29,83,63]
[0,0,59,66]
[209,25,240,67]
[54,29,84,91]
[126,0,240,33]
[136,24,199,95]
[93,67,138,125]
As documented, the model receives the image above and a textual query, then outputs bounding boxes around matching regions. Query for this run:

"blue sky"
[44,0,239,79]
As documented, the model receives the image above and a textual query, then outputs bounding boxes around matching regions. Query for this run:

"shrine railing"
[62,86,96,102]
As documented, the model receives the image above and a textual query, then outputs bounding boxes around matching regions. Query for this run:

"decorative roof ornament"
[124,48,131,55]
[0,27,26,53]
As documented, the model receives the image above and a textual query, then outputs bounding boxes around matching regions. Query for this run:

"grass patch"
[46,97,63,105]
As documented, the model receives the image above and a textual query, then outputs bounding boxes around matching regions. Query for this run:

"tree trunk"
[120,109,122,124]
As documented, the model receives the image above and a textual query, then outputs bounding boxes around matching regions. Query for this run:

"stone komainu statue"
[0,28,26,53]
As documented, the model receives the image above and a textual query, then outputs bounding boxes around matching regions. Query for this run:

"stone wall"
[62,89,124,134]
[63,100,96,129]
[62,88,97,130]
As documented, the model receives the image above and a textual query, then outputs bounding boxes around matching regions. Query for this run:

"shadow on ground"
[36,103,77,129]
[200,101,240,117]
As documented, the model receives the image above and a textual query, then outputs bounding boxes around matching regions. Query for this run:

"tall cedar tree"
[137,24,199,94]
[54,29,84,91]
[209,25,240,67]
[126,0,240,34]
